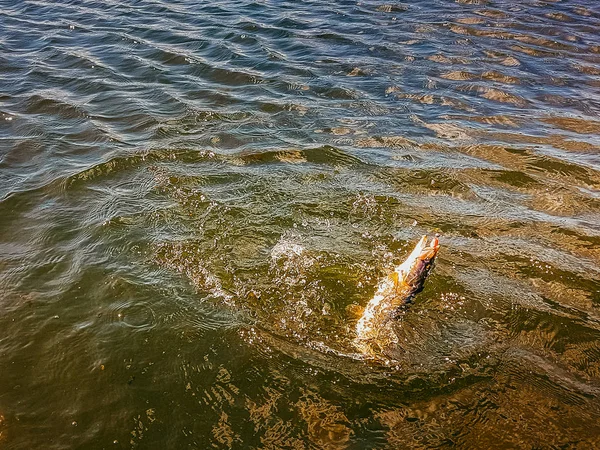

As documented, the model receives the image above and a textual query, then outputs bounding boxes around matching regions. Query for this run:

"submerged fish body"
[355,235,440,357]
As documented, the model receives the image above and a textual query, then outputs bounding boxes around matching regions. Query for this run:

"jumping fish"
[355,235,440,357]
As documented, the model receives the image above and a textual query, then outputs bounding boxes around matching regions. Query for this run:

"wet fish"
[355,235,440,357]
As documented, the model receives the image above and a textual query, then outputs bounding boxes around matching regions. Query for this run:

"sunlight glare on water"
[1,0,600,448]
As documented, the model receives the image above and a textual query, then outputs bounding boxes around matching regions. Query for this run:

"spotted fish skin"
[354,235,440,357]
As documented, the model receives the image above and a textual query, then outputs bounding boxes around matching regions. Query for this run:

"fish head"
[416,234,439,262]
[397,235,439,290]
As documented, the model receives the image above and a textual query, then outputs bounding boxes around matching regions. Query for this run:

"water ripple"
[1,0,600,447]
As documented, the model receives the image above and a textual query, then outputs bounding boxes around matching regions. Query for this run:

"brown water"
[1,0,600,448]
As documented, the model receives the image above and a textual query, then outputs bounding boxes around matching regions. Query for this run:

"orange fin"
[346,303,365,319]
[388,271,399,287]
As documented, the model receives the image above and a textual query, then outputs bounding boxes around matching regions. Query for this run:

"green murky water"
[1,0,600,448]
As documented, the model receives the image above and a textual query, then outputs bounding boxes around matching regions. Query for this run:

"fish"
[354,235,440,357]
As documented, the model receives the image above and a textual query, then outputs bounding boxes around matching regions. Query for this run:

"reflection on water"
[1,0,600,447]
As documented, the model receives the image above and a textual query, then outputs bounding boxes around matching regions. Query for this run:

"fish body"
[355,235,440,357]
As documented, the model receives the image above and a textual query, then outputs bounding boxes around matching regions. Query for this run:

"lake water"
[1,0,600,448]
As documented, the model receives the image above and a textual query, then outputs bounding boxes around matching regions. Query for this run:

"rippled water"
[1,0,600,448]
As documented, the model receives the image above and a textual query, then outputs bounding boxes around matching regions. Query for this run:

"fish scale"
[355,235,440,357]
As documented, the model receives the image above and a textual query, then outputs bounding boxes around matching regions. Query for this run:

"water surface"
[1,0,600,448]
